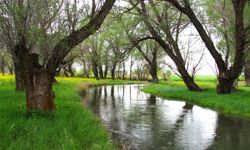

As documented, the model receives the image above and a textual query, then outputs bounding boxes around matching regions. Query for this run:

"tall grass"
[0,75,124,150]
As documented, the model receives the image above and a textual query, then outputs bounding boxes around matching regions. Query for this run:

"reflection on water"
[84,85,250,150]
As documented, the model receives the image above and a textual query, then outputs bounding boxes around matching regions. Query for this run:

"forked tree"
[0,0,116,111]
[130,0,203,91]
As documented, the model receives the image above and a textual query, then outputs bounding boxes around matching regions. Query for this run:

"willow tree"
[165,0,250,93]
[205,0,250,87]
[0,0,116,111]
[130,0,203,91]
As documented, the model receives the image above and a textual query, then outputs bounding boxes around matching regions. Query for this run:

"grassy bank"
[0,75,142,150]
[142,78,250,119]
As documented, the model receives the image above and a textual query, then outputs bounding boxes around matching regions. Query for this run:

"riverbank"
[0,75,143,149]
[142,78,250,119]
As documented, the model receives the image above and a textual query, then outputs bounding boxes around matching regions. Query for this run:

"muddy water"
[84,84,250,150]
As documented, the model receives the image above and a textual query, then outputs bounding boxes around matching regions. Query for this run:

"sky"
[74,0,218,76]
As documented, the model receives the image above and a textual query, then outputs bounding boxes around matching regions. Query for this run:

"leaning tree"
[0,0,116,111]
[129,0,203,91]
[164,0,250,93]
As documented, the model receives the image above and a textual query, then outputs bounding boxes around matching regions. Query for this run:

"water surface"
[84,84,250,150]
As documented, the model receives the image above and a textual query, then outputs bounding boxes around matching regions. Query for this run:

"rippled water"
[84,84,250,150]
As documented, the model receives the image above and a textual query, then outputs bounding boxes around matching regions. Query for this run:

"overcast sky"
[74,0,218,76]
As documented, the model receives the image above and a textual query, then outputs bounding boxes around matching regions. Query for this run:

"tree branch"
[46,0,116,74]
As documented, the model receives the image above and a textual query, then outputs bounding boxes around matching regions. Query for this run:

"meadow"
[0,75,142,150]
[1,74,250,149]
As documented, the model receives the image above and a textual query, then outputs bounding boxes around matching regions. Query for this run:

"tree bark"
[111,62,117,80]
[23,69,55,111]
[122,62,126,80]
[111,67,116,80]
[245,64,250,86]
[13,57,24,91]
[92,61,99,80]
[149,66,158,83]
[98,65,104,79]
[217,76,236,94]
[17,39,55,111]
[182,75,202,91]
[129,58,133,80]
[82,59,90,78]
[104,65,108,79]
[14,65,24,91]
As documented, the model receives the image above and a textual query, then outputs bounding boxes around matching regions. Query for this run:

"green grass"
[0,75,143,150]
[142,77,250,119]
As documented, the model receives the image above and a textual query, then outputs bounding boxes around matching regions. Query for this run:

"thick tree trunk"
[23,69,55,111]
[15,38,55,111]
[217,72,238,94]
[217,77,236,94]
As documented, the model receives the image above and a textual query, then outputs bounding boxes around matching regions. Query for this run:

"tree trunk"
[92,61,99,80]
[245,63,250,86]
[111,68,116,80]
[111,63,117,80]
[14,62,24,91]
[17,41,55,111]
[1,55,5,75]
[23,69,55,111]
[129,61,133,80]
[98,65,104,79]
[122,62,126,80]
[104,65,108,79]
[149,65,158,83]
[82,60,89,78]
[182,75,202,91]
[217,77,236,94]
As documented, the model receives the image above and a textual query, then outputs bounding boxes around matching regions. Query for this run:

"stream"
[84,84,250,150]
